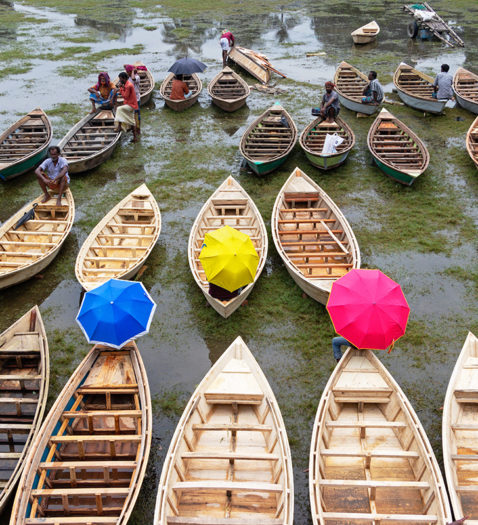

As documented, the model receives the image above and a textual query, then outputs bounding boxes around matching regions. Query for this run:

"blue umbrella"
[76,279,156,349]
[168,57,207,76]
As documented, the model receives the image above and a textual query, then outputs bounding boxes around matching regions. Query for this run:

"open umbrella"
[326,269,410,350]
[199,225,259,293]
[168,57,207,76]
[76,279,156,349]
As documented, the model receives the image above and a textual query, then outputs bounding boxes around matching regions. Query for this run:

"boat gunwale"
[466,115,478,167]
[207,66,251,107]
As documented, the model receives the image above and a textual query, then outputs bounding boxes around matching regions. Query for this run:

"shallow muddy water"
[0,0,477,523]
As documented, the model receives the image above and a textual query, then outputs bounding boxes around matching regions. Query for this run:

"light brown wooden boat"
[453,67,478,114]
[188,176,268,318]
[207,67,250,112]
[75,184,161,291]
[310,347,452,525]
[160,73,202,112]
[228,46,271,84]
[443,332,478,523]
[154,335,294,525]
[57,110,122,174]
[10,342,151,525]
[0,189,75,290]
[271,167,360,305]
[466,116,478,170]
[0,306,49,513]
[114,61,155,105]
[334,62,381,115]
[351,20,380,44]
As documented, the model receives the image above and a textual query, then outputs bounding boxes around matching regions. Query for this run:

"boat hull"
[396,87,446,113]
[337,94,379,114]
[164,92,200,111]
[455,91,478,114]
[228,46,270,84]
[247,155,288,175]
[352,34,377,44]
[211,97,247,112]
[372,157,415,186]
[305,150,350,170]
[0,147,49,181]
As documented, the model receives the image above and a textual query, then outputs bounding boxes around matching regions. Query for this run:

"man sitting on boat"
[170,74,192,100]
[362,71,384,105]
[88,72,116,113]
[220,29,235,67]
[319,81,340,123]
[433,64,453,100]
[114,72,140,143]
[35,145,70,207]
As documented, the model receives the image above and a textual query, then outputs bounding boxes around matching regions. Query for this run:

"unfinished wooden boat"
[207,67,250,112]
[160,73,202,112]
[114,61,155,105]
[240,104,297,175]
[57,110,122,174]
[351,20,380,44]
[310,347,452,525]
[466,116,478,169]
[0,109,52,181]
[334,62,381,115]
[393,62,446,114]
[271,167,360,305]
[228,46,271,84]
[10,342,152,525]
[299,116,355,170]
[453,67,478,114]
[0,306,49,513]
[367,108,430,185]
[75,184,161,291]
[154,336,293,524]
[0,189,75,290]
[188,176,268,318]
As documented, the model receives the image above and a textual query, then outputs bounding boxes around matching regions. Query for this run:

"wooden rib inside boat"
[0,306,49,513]
[10,343,151,525]
[75,184,161,291]
[154,336,293,524]
[310,347,452,525]
[0,190,75,290]
[188,176,268,318]
[160,73,202,112]
[454,67,478,114]
[208,67,250,112]
[58,110,122,174]
[466,116,478,169]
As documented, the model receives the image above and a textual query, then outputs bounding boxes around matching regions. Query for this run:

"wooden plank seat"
[326,421,406,429]
[0,423,32,433]
[167,518,282,525]
[49,434,141,445]
[39,460,136,470]
[31,486,130,497]
[321,512,438,523]
[181,451,279,461]
[451,454,478,461]
[172,480,283,493]
[0,452,22,459]
[321,448,419,459]
[452,423,478,430]
[192,423,272,432]
[62,409,142,420]
[26,518,119,524]
[318,479,430,489]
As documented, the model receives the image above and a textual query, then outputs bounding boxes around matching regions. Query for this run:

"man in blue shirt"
[35,146,70,206]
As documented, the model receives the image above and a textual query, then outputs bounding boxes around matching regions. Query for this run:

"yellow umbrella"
[199,225,259,292]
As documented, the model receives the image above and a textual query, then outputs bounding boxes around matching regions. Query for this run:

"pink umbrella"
[326,269,410,350]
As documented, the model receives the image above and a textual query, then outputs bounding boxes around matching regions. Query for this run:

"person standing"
[320,81,340,123]
[362,71,384,105]
[114,72,139,143]
[35,146,70,206]
[124,64,142,134]
[433,64,453,100]
[220,29,235,68]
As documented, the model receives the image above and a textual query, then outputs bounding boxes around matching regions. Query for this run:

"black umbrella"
[168,57,207,76]
[13,203,38,230]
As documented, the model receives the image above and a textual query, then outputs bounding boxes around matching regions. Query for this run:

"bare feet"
[56,196,63,206]
[89,109,96,114]
[41,193,51,203]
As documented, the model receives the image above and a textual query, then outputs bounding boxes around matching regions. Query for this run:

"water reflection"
[161,20,216,57]
[74,16,133,40]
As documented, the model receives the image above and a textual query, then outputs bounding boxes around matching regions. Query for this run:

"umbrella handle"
[387,341,395,353]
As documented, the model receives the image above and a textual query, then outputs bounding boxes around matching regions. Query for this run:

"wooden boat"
[75,184,161,291]
[351,20,380,44]
[160,73,202,112]
[10,342,151,525]
[240,104,297,175]
[0,109,52,181]
[0,189,75,290]
[271,167,360,304]
[154,336,293,524]
[453,67,478,114]
[0,306,49,513]
[466,116,478,169]
[228,45,271,84]
[207,66,250,112]
[334,62,381,115]
[188,176,268,318]
[443,332,478,523]
[57,110,122,174]
[367,108,430,185]
[393,62,446,114]
[310,347,452,525]
[299,116,355,170]
[114,61,155,105]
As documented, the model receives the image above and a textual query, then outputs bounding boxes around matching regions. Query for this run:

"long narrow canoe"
[0,306,49,513]
[240,104,297,175]
[351,20,380,44]
[310,347,452,525]
[188,176,268,318]
[57,110,122,174]
[10,342,152,525]
[114,61,155,106]
[0,190,75,290]
[453,67,478,114]
[154,336,293,524]
[443,332,478,523]
[228,46,271,84]
[334,62,381,115]
[0,109,52,181]
[300,116,355,170]
[271,167,360,304]
[160,73,202,112]
[466,116,478,169]
[75,184,161,291]
[393,63,446,114]
[208,66,250,112]
[367,108,429,185]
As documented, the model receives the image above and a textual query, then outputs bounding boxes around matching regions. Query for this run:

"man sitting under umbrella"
[167,58,206,101]
[170,74,192,101]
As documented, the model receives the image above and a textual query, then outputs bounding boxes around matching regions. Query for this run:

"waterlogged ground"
[0,0,478,522]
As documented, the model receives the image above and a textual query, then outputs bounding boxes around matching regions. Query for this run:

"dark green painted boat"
[0,109,52,181]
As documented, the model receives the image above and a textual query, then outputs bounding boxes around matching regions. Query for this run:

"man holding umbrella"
[167,57,207,100]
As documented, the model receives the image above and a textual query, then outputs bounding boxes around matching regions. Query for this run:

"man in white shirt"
[35,146,70,206]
